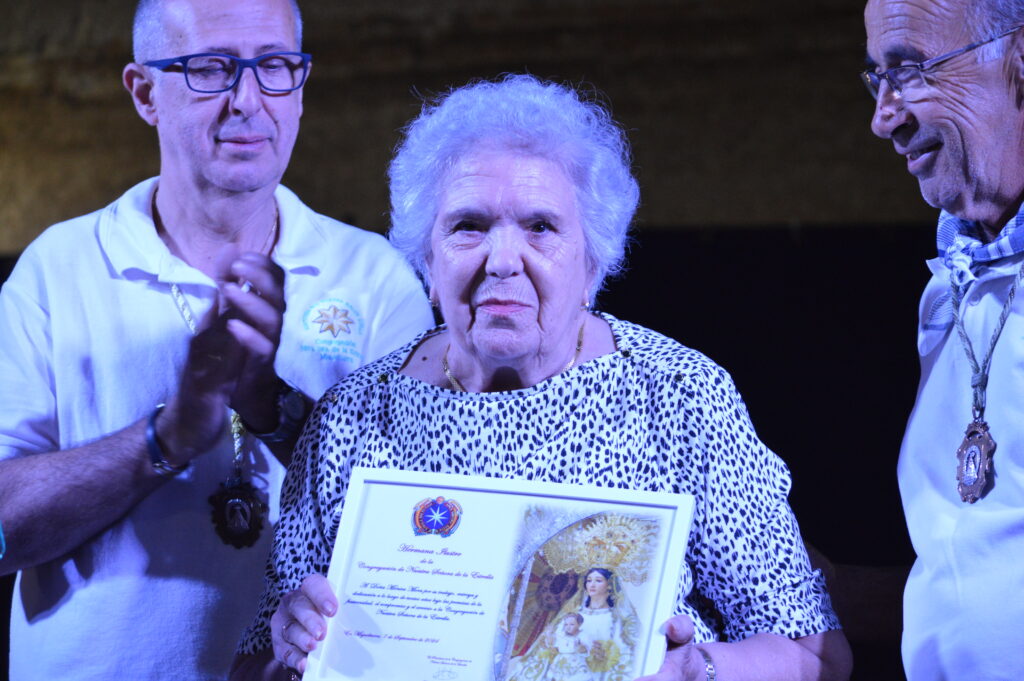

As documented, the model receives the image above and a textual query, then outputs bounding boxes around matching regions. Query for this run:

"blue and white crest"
[412,496,463,537]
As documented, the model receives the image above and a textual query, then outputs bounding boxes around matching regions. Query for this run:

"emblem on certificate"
[412,496,463,537]
[956,419,995,504]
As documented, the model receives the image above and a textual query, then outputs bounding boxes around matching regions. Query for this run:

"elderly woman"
[231,75,852,681]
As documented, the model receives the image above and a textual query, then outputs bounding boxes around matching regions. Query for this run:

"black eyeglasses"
[144,51,312,93]
[861,25,1021,99]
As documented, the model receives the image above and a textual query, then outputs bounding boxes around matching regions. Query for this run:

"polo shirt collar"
[101,178,328,285]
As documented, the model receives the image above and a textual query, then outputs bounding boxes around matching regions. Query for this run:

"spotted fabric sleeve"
[670,361,838,642]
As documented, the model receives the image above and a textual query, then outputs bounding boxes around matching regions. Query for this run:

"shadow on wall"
[0,223,925,680]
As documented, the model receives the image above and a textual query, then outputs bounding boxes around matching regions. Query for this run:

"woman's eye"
[452,220,479,232]
[529,221,553,233]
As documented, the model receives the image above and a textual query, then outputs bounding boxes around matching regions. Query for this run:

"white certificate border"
[308,466,695,680]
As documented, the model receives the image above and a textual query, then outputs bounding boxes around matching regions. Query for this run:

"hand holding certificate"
[292,468,694,681]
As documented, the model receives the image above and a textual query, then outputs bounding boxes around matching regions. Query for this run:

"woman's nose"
[484,226,525,278]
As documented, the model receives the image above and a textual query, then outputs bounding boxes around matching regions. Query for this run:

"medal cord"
[950,259,1024,420]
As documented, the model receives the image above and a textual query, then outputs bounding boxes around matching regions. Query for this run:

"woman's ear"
[424,249,437,306]
[584,261,600,308]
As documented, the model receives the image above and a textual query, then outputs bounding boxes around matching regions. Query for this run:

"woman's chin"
[467,330,538,364]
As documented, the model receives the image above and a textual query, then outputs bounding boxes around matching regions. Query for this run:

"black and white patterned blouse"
[238,313,839,653]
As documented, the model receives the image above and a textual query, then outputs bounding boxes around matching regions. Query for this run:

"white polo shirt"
[900,253,1024,681]
[0,178,433,680]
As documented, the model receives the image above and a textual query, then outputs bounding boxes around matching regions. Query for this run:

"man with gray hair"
[0,0,431,678]
[863,0,1024,677]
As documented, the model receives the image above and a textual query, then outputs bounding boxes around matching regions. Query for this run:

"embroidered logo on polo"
[312,304,354,337]
[412,496,463,537]
[301,298,366,364]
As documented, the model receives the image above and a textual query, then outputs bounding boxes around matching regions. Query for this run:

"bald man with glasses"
[864,0,1024,678]
[0,0,431,678]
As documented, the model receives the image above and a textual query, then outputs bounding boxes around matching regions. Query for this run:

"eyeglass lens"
[865,66,928,99]
[185,54,306,92]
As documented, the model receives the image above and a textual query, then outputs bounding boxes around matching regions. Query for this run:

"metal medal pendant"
[208,479,267,548]
[956,419,996,504]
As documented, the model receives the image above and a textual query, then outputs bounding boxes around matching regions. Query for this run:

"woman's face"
[585,570,610,601]
[427,150,594,369]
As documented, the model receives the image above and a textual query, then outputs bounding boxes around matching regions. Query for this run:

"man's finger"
[225,318,276,361]
[230,254,285,309]
[221,283,283,341]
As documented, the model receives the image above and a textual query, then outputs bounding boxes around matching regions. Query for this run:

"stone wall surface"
[0,0,933,254]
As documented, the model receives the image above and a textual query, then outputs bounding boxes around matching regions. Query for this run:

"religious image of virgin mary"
[499,513,656,681]
[507,567,640,681]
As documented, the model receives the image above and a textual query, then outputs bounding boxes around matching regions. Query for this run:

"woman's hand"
[271,574,339,674]
[634,615,709,681]
[635,619,852,681]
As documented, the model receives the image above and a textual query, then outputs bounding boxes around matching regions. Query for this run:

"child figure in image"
[543,613,591,681]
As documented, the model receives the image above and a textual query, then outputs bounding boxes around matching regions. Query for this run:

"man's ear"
[297,61,309,119]
[1005,31,1024,104]
[123,62,159,126]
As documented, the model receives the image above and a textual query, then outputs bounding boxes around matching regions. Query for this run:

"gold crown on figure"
[542,513,659,586]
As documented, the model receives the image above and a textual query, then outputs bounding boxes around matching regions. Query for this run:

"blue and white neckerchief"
[923,207,1024,331]
[936,206,1024,287]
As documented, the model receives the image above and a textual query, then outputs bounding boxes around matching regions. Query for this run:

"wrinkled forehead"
[439,151,576,208]
[865,0,972,66]
[161,0,298,55]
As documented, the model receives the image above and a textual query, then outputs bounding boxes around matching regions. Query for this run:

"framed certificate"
[305,467,695,681]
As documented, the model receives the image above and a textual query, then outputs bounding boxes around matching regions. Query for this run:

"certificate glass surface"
[306,468,695,681]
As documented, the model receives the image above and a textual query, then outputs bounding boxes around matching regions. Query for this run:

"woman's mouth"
[477,299,527,315]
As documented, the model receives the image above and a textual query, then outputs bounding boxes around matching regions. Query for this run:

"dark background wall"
[2,1,933,679]
[0,0,935,253]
